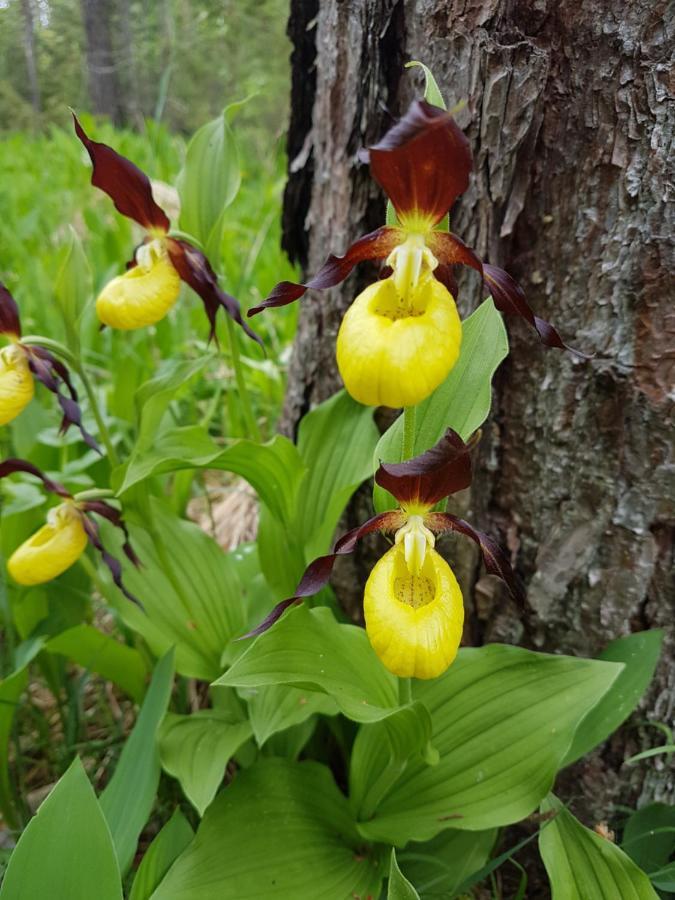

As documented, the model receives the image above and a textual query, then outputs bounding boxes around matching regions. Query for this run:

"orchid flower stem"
[402,405,417,461]
[74,488,115,502]
[399,677,413,705]
[224,315,261,443]
[73,360,119,468]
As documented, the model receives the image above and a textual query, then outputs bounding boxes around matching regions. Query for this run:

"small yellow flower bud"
[336,275,461,409]
[364,543,464,679]
[96,241,181,330]
[8,502,88,585]
[0,343,34,426]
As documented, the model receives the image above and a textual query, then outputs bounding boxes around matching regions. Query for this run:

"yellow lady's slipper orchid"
[245,429,523,683]
[96,242,181,329]
[0,283,99,447]
[74,115,261,345]
[364,542,464,679]
[0,458,141,603]
[0,342,34,426]
[251,100,581,409]
[336,269,461,408]
[8,502,88,585]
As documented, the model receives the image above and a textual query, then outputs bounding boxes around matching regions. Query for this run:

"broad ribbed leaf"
[0,757,122,900]
[129,810,194,900]
[54,226,92,334]
[177,108,241,255]
[99,501,247,680]
[216,605,399,722]
[295,390,379,559]
[563,629,663,766]
[374,299,507,511]
[356,644,622,843]
[118,427,304,524]
[621,803,675,883]
[540,795,658,899]
[400,828,497,896]
[243,683,338,747]
[350,702,434,821]
[159,711,252,815]
[151,758,385,899]
[388,850,420,900]
[100,650,174,874]
[45,624,147,702]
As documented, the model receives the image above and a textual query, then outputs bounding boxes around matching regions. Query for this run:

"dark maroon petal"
[425,231,483,276]
[376,429,474,508]
[73,113,170,233]
[25,347,101,453]
[0,458,70,497]
[81,515,143,608]
[240,511,404,638]
[432,263,459,299]
[248,226,402,316]
[365,100,472,227]
[426,511,525,605]
[82,500,140,567]
[0,283,21,338]
[484,264,589,358]
[166,238,262,346]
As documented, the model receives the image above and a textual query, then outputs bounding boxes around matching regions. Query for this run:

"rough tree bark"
[80,0,125,125]
[281,0,674,842]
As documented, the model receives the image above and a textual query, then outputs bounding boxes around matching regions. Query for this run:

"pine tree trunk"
[80,0,125,125]
[20,0,41,117]
[281,0,674,832]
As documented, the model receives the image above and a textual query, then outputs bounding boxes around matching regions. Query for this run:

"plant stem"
[73,488,115,502]
[74,360,119,467]
[224,315,261,443]
[402,405,417,460]
[399,677,413,705]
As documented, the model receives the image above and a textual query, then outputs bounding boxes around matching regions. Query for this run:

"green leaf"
[100,650,174,874]
[131,357,211,454]
[118,426,304,524]
[243,683,338,747]
[294,390,379,559]
[177,108,241,255]
[159,710,252,816]
[400,828,497,896]
[0,667,28,829]
[540,795,658,899]
[45,624,147,702]
[129,809,194,900]
[0,757,122,900]
[350,702,434,821]
[215,605,399,723]
[563,629,663,766]
[622,803,675,880]
[99,501,247,680]
[356,644,622,844]
[405,61,447,109]
[151,758,384,899]
[373,299,508,511]
[54,226,92,335]
[388,849,420,900]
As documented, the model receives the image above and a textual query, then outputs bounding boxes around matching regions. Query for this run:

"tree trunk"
[20,0,41,117]
[281,0,674,839]
[80,0,125,125]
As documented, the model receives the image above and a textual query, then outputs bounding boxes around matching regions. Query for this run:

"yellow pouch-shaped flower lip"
[8,502,88,586]
[364,544,464,679]
[96,248,181,330]
[336,275,461,408]
[0,343,34,426]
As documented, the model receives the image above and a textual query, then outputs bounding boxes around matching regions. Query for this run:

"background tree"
[280,0,674,831]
